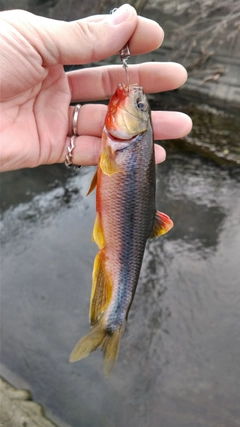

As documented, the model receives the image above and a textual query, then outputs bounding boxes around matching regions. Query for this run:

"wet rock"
[0,377,58,427]
[151,96,240,166]
[180,104,240,166]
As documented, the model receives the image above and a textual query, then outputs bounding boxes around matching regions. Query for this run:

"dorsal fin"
[87,170,98,196]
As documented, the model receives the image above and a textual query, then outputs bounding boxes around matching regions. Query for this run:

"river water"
[1,146,240,426]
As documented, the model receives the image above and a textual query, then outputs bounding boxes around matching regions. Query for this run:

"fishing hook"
[110,8,131,90]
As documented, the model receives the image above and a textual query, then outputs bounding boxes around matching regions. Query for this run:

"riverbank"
[0,375,58,427]
[147,41,240,115]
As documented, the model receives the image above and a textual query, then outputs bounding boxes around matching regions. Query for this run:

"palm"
[1,63,70,170]
[0,8,192,172]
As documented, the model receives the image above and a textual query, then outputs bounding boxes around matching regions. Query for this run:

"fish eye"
[136,100,148,111]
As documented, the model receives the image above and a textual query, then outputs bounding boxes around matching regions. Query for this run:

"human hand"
[0,5,192,172]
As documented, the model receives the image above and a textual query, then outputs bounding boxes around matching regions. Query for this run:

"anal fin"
[90,251,112,326]
[150,211,174,238]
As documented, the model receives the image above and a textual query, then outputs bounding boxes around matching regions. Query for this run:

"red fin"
[150,211,174,238]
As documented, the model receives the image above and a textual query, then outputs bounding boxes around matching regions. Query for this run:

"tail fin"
[102,325,125,376]
[69,315,125,377]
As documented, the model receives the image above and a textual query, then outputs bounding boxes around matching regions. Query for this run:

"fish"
[69,83,173,376]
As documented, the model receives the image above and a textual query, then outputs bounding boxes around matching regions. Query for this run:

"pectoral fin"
[150,211,174,238]
[100,146,124,176]
[90,251,112,326]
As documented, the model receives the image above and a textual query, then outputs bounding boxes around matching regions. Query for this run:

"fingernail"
[108,4,136,25]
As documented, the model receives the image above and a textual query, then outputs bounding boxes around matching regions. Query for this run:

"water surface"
[1,153,240,427]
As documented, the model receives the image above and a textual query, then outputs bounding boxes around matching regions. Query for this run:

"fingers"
[68,104,192,141]
[82,12,164,57]
[152,111,192,140]
[63,104,192,167]
[6,5,163,66]
[62,136,166,167]
[57,6,163,64]
[68,62,187,102]
[155,144,166,164]
[66,60,191,168]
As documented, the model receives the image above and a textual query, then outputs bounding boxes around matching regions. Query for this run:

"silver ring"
[72,104,81,135]
[65,136,81,169]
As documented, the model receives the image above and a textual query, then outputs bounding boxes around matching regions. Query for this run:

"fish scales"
[70,84,173,376]
[99,125,155,330]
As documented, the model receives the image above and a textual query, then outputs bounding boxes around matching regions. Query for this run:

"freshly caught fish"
[70,83,173,376]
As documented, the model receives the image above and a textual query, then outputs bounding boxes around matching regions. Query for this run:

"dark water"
[1,151,240,427]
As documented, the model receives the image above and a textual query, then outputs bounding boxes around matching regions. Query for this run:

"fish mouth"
[107,130,138,153]
[108,131,137,142]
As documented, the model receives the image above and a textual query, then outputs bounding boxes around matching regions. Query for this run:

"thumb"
[36,4,138,65]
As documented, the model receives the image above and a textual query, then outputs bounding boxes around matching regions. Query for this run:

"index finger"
[82,14,164,56]
[68,62,187,102]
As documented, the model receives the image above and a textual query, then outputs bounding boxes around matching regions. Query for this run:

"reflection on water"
[1,153,240,427]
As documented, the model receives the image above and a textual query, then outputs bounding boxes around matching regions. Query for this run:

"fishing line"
[110,8,131,91]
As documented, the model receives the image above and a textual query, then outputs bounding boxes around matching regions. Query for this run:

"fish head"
[105,84,150,140]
